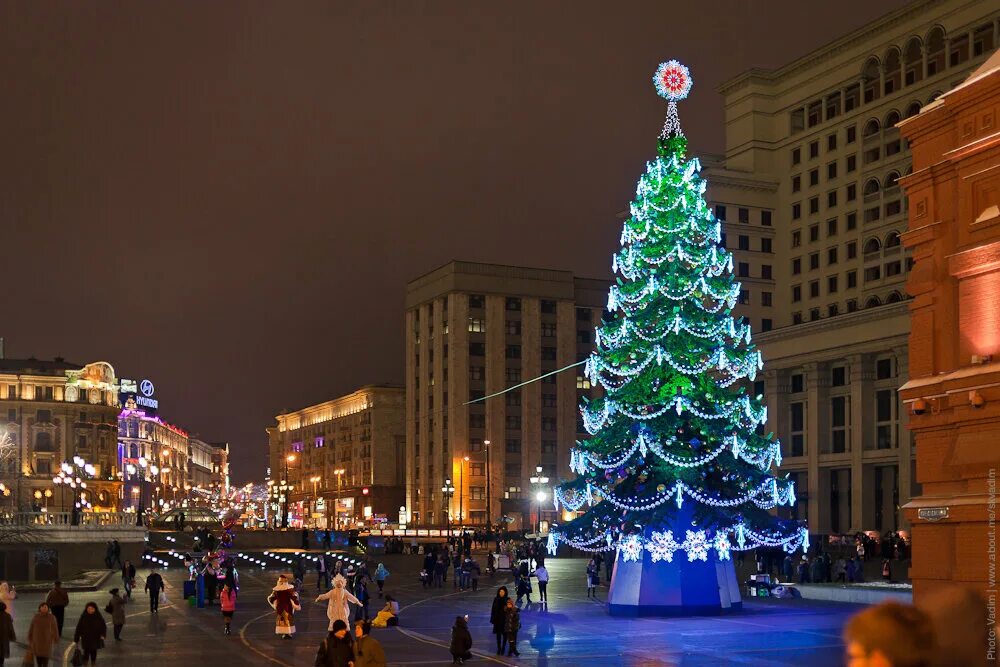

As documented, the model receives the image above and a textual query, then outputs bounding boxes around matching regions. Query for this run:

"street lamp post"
[309,475,322,528]
[483,439,492,530]
[529,465,550,536]
[282,454,296,528]
[460,455,469,527]
[441,478,455,538]
[332,468,345,530]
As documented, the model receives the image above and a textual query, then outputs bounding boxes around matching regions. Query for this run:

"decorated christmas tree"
[549,61,807,615]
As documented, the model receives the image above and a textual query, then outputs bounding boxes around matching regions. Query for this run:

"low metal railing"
[0,511,136,528]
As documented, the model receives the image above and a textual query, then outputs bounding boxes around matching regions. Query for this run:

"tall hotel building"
[705,0,999,534]
[404,262,608,529]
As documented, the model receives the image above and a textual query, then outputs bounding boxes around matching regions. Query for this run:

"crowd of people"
[0,578,142,666]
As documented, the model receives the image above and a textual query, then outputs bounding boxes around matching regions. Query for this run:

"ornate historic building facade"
[898,49,1000,597]
[0,358,121,512]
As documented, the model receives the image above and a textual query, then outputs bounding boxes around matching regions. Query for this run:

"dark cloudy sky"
[0,1,910,481]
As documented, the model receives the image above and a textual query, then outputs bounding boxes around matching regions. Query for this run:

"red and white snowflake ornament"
[653,60,692,101]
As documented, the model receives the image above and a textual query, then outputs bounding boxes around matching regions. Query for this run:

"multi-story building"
[188,437,215,489]
[0,357,121,512]
[898,49,1000,597]
[703,0,1000,535]
[118,407,190,513]
[210,442,231,494]
[404,261,608,530]
[267,385,405,530]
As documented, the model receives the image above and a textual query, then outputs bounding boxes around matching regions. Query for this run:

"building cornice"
[757,301,910,343]
[716,0,986,95]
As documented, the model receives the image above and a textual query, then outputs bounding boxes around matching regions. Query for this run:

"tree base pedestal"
[607,550,742,617]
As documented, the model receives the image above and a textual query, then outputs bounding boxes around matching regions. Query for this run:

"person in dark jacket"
[449,615,473,664]
[44,581,69,637]
[121,560,136,601]
[0,601,13,667]
[315,619,354,666]
[503,598,521,657]
[105,589,127,640]
[145,569,164,614]
[489,586,509,655]
[73,602,107,666]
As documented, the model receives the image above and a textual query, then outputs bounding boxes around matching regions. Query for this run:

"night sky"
[0,1,910,481]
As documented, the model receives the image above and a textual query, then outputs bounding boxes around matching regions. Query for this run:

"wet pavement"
[3,551,857,665]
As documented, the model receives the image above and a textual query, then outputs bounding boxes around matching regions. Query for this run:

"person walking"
[489,586,509,655]
[434,556,446,588]
[503,598,521,657]
[452,552,462,589]
[220,582,237,635]
[468,558,481,592]
[144,568,164,614]
[0,600,13,667]
[373,563,389,598]
[203,558,220,606]
[105,589,126,641]
[43,582,68,637]
[73,602,106,667]
[111,540,122,569]
[515,571,532,607]
[533,562,549,604]
[27,602,59,667]
[316,574,360,632]
[314,619,354,667]
[120,560,136,601]
[0,583,15,622]
[586,559,599,598]
[0,601,13,667]
[267,575,301,640]
[449,615,473,664]
[355,580,370,622]
[353,620,386,667]
[317,554,331,591]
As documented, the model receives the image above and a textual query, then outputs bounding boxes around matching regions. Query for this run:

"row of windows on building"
[792,152,909,195]
[789,23,996,136]
[0,384,114,405]
[714,206,773,227]
[791,182,905,221]
[790,290,906,324]
[721,233,773,255]
[5,408,112,426]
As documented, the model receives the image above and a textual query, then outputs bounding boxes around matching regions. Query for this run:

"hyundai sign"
[120,377,159,414]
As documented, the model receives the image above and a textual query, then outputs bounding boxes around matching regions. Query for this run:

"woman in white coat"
[315,574,359,631]
[0,583,15,621]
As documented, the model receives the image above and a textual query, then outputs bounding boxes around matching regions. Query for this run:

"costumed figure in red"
[266,575,300,639]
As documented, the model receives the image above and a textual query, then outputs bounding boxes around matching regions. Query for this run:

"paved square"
[4,552,857,665]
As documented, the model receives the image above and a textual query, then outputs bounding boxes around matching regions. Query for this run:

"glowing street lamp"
[441,478,456,537]
[529,465,550,535]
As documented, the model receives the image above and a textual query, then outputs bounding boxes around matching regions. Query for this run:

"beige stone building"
[0,358,121,512]
[118,407,191,513]
[704,0,1000,534]
[267,385,405,529]
[404,261,608,530]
